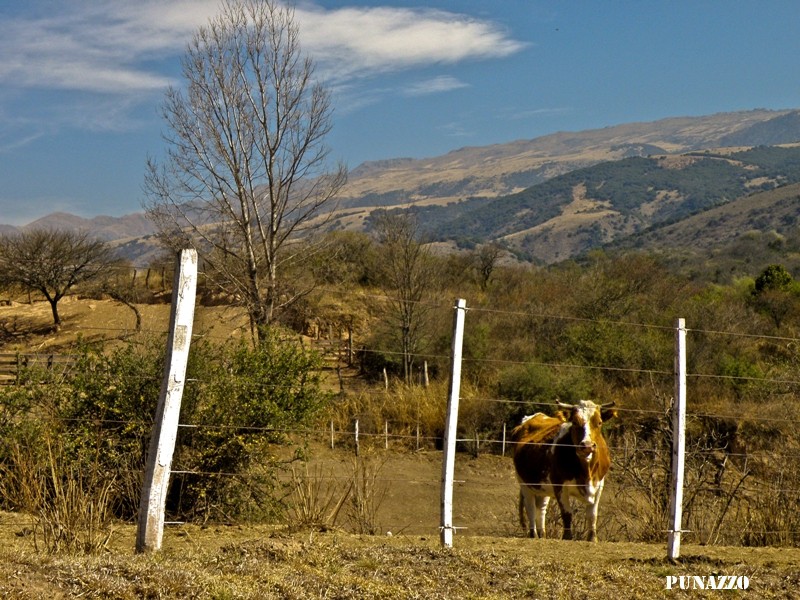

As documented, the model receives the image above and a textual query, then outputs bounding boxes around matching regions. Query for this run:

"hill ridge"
[4,108,800,269]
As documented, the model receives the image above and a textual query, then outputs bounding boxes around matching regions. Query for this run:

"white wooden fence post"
[667,317,687,560]
[441,298,467,548]
[136,249,197,554]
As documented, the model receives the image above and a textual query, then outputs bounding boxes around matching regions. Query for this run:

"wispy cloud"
[404,76,469,97]
[0,1,208,94]
[504,107,573,120]
[0,1,526,143]
[298,5,527,81]
[438,121,474,138]
[0,2,525,93]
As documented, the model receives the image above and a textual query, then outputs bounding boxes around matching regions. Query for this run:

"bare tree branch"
[144,0,346,339]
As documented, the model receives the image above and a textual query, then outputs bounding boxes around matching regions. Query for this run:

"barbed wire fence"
[5,266,800,552]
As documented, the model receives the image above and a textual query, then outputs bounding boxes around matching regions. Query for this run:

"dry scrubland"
[3,297,800,597]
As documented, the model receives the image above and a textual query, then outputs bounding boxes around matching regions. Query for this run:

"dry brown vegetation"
[2,494,800,598]
[5,242,800,597]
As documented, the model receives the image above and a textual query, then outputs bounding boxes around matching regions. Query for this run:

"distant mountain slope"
[401,144,800,263]
[719,111,800,147]
[338,109,800,210]
[24,212,157,241]
[4,108,800,268]
[618,181,800,254]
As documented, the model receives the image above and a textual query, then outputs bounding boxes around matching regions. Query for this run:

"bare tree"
[0,229,119,329]
[144,0,346,340]
[372,211,439,384]
[473,243,504,290]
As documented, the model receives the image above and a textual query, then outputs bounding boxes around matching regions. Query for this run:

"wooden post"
[354,419,360,457]
[384,421,389,450]
[347,323,353,366]
[383,367,389,391]
[667,318,687,560]
[441,298,467,548]
[423,361,429,387]
[330,420,335,450]
[502,423,507,457]
[136,249,197,554]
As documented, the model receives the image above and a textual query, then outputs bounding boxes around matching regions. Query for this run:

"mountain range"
[4,108,800,272]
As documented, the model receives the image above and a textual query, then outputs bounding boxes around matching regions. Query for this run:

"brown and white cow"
[511,400,617,542]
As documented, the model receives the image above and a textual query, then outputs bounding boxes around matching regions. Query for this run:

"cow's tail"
[518,488,528,531]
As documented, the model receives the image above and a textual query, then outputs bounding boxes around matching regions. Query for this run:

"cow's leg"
[519,485,538,537]
[534,495,549,539]
[585,481,604,542]
[555,491,573,540]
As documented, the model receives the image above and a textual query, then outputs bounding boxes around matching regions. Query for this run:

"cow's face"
[563,400,615,461]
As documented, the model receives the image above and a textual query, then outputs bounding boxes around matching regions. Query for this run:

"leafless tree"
[0,229,120,329]
[144,0,346,340]
[473,243,504,290]
[371,211,440,384]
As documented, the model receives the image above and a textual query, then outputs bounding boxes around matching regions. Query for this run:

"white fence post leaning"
[667,317,687,560]
[440,298,467,548]
[136,249,198,554]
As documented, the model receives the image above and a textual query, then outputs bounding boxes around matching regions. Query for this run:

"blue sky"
[1,1,800,226]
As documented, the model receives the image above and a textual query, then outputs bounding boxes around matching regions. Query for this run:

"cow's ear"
[601,408,618,422]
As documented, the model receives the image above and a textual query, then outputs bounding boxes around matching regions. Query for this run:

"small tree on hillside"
[473,243,504,290]
[371,211,440,384]
[0,229,119,329]
[751,264,798,329]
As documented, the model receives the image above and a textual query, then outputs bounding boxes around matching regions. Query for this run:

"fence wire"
[5,290,800,544]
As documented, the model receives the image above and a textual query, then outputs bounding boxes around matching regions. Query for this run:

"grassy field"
[1,441,798,599]
[2,507,799,599]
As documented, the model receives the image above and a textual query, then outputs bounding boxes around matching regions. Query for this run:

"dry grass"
[1,510,799,599]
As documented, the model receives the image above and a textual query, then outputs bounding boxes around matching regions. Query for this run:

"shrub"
[0,331,330,530]
[172,333,330,521]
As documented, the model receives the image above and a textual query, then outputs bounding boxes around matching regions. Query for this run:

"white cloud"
[298,5,527,82]
[0,1,526,142]
[0,0,217,94]
[504,107,573,121]
[404,76,469,97]
[0,2,525,94]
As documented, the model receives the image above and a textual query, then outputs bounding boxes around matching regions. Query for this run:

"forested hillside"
[382,144,800,263]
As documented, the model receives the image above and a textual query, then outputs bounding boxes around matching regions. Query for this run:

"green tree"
[173,333,328,520]
[754,264,793,293]
[0,229,119,329]
[752,264,798,328]
[0,334,328,523]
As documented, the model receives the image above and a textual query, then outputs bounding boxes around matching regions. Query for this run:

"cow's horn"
[600,401,616,409]
[556,401,572,409]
